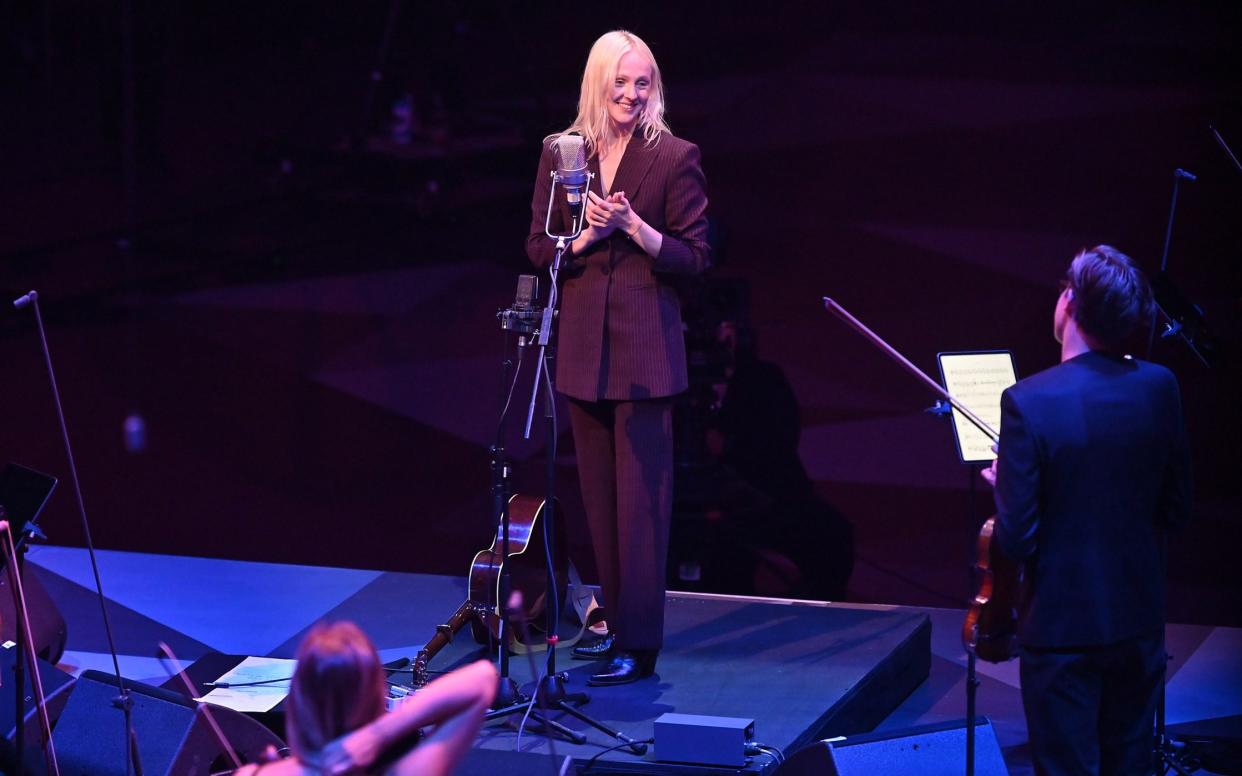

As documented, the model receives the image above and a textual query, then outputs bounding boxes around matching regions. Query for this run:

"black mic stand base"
[485,673,588,745]
[1153,740,1197,776]
[539,673,648,755]
[493,674,523,709]
[1152,653,1199,776]
[485,672,648,755]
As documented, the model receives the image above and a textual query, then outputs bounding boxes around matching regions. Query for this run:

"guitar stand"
[410,600,497,687]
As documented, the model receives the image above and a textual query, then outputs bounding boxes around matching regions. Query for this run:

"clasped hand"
[585,191,638,236]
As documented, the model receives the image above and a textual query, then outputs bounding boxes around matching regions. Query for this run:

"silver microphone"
[553,133,588,215]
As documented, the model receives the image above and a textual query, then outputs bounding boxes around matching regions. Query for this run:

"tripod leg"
[527,711,588,745]
[554,700,647,754]
[486,702,588,745]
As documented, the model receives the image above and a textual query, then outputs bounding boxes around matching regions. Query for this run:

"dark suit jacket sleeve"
[1158,371,1194,530]
[652,142,710,275]
[526,142,566,270]
[995,388,1041,561]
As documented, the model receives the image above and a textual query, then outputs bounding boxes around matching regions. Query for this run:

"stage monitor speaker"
[778,718,1008,776]
[1,643,75,776]
[46,669,284,776]
[0,566,68,664]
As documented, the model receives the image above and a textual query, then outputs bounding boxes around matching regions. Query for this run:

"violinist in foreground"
[982,245,1193,775]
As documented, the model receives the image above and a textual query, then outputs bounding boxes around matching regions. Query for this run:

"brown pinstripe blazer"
[526,131,710,402]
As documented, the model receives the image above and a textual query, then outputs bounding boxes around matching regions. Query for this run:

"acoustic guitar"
[467,494,567,644]
[411,494,567,685]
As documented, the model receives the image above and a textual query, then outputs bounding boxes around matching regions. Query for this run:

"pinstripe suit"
[526,131,710,651]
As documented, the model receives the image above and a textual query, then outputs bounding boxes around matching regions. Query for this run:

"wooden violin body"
[467,494,567,645]
[962,515,1022,663]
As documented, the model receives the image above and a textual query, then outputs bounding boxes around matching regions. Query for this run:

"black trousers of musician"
[1019,630,1164,776]
[568,397,673,653]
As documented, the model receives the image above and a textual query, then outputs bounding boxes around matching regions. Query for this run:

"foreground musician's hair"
[236,621,497,776]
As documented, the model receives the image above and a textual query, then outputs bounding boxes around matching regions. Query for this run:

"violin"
[961,516,1022,662]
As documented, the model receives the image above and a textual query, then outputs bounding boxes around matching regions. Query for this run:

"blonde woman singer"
[526,30,710,686]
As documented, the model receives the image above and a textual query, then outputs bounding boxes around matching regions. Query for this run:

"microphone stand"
[491,332,522,711]
[489,172,647,756]
[1143,167,1202,775]
[1151,128,1242,774]
[13,291,144,776]
[1211,124,1242,176]
[474,309,583,744]
[1146,168,1198,361]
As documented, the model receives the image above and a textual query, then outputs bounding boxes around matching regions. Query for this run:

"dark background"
[3,3,1239,625]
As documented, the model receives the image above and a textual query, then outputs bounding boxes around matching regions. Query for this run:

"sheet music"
[195,656,296,713]
[938,352,1017,463]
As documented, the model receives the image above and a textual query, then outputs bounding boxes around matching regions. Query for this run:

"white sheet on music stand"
[937,351,1017,463]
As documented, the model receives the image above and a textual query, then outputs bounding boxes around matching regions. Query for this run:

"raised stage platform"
[20,546,1242,775]
[468,592,930,773]
[24,546,928,774]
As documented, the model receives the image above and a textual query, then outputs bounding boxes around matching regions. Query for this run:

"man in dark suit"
[984,245,1193,774]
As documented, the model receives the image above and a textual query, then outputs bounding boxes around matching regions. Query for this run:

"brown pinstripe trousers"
[567,397,673,652]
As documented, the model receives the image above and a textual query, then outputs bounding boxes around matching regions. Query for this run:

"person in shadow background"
[707,320,855,601]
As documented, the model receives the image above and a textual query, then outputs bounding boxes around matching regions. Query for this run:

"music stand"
[936,351,1017,465]
[0,462,58,773]
[934,352,1016,776]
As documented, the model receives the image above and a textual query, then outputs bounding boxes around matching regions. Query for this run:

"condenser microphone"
[12,290,37,308]
[553,133,588,215]
[1174,168,1197,182]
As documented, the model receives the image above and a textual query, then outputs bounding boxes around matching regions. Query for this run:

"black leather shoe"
[587,651,657,686]
[572,631,615,660]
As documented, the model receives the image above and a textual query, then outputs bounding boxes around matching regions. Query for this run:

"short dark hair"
[1066,245,1153,348]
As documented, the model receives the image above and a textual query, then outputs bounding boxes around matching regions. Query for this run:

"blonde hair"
[285,621,387,759]
[558,30,670,157]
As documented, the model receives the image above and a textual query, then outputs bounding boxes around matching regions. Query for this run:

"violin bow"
[822,297,999,443]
